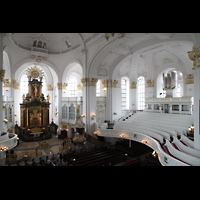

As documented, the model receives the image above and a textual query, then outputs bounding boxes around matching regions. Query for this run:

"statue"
[46,94,49,101]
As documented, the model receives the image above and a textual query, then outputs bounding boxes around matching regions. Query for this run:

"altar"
[29,132,43,137]
[16,66,57,141]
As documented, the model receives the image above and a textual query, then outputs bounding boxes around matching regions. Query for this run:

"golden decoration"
[26,66,44,78]
[146,79,154,88]
[188,46,200,70]
[130,81,137,89]
[0,69,5,82]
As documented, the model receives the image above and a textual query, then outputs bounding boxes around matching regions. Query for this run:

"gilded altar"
[18,66,52,141]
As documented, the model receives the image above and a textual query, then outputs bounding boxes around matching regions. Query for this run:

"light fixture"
[91,113,96,120]
[142,140,147,144]
[152,151,157,157]
[65,40,71,48]
[120,133,126,138]
[81,114,85,118]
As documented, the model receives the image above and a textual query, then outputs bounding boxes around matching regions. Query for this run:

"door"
[164,104,169,113]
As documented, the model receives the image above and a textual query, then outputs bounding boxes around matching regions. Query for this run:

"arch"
[3,50,11,79]
[13,60,58,86]
[12,58,60,81]
[156,63,185,98]
[110,39,193,82]
[62,59,83,83]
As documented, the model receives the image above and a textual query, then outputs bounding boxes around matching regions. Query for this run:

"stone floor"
[14,134,69,156]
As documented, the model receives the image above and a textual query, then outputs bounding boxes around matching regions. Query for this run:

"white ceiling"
[12,33,95,51]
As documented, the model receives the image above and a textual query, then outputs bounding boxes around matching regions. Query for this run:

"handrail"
[95,129,189,166]
[118,110,135,121]
[0,133,18,151]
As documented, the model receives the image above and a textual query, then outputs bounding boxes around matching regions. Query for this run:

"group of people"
[39,152,70,166]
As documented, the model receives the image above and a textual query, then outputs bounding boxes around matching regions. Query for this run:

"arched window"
[20,74,29,99]
[68,75,77,97]
[96,80,100,97]
[121,77,129,110]
[137,77,145,110]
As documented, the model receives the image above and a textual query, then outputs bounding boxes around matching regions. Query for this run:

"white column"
[188,43,200,150]
[111,80,121,122]
[88,79,97,136]
[57,83,62,129]
[105,79,112,122]
[0,33,4,133]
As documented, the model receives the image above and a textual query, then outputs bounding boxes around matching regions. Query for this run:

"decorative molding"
[188,46,200,70]
[111,80,119,88]
[62,83,68,90]
[88,78,98,87]
[3,79,11,87]
[146,79,154,88]
[130,81,137,89]
[77,84,83,93]
[184,74,194,84]
[57,83,61,90]
[26,65,44,78]
[102,80,108,88]
[81,78,88,87]
[0,69,5,82]
[47,84,54,91]
[13,80,20,90]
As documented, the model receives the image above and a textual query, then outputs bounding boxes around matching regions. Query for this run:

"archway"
[13,62,58,126]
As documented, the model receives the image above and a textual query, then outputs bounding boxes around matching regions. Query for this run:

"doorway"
[164,104,169,113]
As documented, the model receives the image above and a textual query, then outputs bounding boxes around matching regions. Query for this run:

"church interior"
[0,33,200,166]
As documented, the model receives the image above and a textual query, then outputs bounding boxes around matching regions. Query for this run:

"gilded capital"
[88,78,98,87]
[81,78,88,87]
[184,74,194,84]
[0,69,5,82]
[13,80,20,90]
[3,79,11,87]
[77,84,83,92]
[102,80,108,88]
[62,83,68,90]
[111,80,118,88]
[47,84,54,91]
[130,81,137,89]
[57,83,61,90]
[188,46,200,69]
[146,79,154,88]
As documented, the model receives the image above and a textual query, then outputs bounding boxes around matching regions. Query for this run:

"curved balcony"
[0,132,18,152]
[94,129,189,166]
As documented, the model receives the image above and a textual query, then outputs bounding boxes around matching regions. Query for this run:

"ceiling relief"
[97,68,108,77]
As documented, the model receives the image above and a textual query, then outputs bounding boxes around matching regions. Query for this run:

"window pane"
[137,77,145,110]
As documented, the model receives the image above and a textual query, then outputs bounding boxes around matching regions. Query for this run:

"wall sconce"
[3,119,8,123]
[81,114,86,118]
[14,113,17,117]
[113,112,117,115]
[91,113,96,120]
[55,111,58,115]
[5,88,9,92]
[103,87,107,92]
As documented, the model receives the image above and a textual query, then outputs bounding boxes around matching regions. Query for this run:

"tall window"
[137,77,145,110]
[96,80,100,97]
[121,78,127,110]
[20,74,29,98]
[68,75,77,97]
